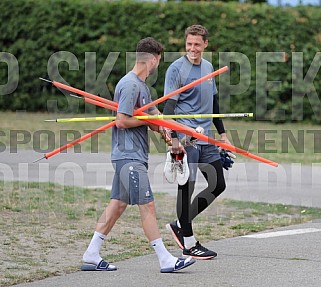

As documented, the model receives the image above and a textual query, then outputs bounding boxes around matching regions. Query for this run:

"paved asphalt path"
[2,149,321,286]
[1,149,321,207]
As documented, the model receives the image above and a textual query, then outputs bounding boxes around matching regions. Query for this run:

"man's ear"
[152,55,158,65]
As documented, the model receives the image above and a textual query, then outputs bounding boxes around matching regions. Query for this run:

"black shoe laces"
[194,241,209,251]
[171,159,183,173]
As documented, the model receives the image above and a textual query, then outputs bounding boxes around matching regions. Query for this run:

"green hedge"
[1,0,321,123]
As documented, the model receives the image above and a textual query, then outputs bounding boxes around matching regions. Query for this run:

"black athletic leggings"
[177,159,226,237]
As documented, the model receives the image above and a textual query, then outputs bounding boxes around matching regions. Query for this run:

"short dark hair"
[136,37,163,61]
[185,25,208,41]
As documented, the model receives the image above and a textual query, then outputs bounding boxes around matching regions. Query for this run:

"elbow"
[115,113,128,129]
[115,120,127,129]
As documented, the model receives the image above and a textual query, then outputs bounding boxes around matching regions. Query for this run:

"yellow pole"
[46,113,254,123]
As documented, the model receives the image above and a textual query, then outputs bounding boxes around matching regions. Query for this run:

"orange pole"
[45,96,278,167]
[53,81,117,107]
[136,66,229,112]
[42,67,228,159]
[52,65,229,112]
[85,98,278,167]
[41,67,278,167]
[43,121,116,159]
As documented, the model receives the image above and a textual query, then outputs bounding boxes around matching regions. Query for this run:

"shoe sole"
[182,253,217,260]
[80,264,117,271]
[160,258,196,273]
[166,223,184,250]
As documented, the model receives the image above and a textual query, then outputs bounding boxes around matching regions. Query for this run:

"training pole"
[41,91,278,167]
[38,68,278,167]
[37,66,229,160]
[46,113,254,123]
[83,98,278,167]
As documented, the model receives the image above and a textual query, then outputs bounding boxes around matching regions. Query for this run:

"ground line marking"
[242,228,321,239]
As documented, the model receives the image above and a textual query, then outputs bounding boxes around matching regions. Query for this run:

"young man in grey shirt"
[81,37,195,273]
[164,25,233,260]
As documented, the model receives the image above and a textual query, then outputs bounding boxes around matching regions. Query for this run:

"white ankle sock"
[184,235,197,249]
[151,238,177,269]
[82,231,105,265]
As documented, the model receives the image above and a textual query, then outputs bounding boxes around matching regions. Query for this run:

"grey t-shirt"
[164,55,218,142]
[111,71,156,163]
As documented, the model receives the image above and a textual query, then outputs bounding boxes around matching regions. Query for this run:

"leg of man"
[182,160,225,259]
[83,200,127,263]
[168,150,223,259]
[190,160,226,220]
[115,159,194,273]
[82,159,128,270]
[139,202,176,268]
[177,180,195,238]
[139,191,195,272]
[139,201,161,240]
[82,199,127,270]
[166,147,199,250]
[96,199,128,235]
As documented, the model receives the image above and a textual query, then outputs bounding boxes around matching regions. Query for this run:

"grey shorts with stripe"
[111,159,154,205]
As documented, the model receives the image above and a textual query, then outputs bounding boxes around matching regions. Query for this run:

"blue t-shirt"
[111,71,156,163]
[164,56,218,143]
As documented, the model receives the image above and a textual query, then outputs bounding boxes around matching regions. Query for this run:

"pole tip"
[39,77,52,83]
[69,94,82,99]
[32,156,46,163]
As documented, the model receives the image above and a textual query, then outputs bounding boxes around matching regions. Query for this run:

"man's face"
[185,34,208,64]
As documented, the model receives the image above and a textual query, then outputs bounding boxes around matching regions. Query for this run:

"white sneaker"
[164,151,177,183]
[176,153,190,186]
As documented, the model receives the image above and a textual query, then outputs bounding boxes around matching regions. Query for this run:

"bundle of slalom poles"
[36,65,278,167]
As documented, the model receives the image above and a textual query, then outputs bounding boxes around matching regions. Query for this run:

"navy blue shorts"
[110,159,154,205]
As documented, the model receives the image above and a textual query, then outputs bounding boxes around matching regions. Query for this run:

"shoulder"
[118,72,137,85]
[167,56,186,70]
[115,74,142,100]
[166,56,191,78]
[201,59,214,69]
[117,73,141,90]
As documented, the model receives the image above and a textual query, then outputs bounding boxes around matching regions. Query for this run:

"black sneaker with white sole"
[166,221,184,250]
[183,241,217,260]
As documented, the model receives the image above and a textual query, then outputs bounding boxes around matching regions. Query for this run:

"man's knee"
[113,199,128,216]
[212,180,226,198]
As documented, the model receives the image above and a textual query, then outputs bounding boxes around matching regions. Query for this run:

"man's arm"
[212,95,232,146]
[148,107,162,132]
[115,112,147,129]
[163,99,178,138]
[163,99,185,153]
